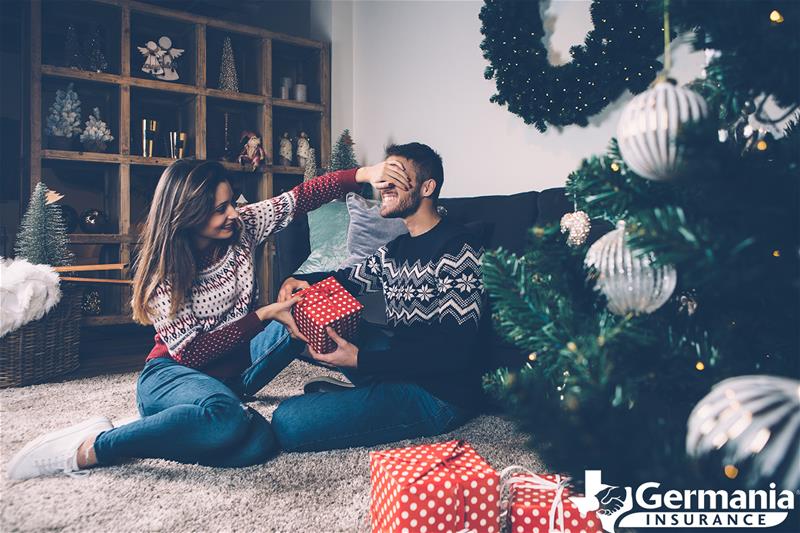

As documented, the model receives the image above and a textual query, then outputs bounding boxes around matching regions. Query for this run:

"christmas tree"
[64,23,83,69]
[219,36,239,92]
[14,182,73,267]
[84,25,109,73]
[329,129,358,171]
[482,0,799,488]
[45,83,82,139]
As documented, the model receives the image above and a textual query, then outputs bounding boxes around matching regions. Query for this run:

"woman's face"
[197,180,239,241]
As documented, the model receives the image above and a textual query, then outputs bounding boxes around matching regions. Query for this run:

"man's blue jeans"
[93,321,471,467]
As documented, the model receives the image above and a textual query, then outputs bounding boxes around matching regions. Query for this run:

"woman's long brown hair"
[131,159,238,324]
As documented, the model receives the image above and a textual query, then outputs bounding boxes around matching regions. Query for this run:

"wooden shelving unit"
[28,0,331,326]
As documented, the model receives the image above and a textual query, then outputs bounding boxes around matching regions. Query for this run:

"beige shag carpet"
[0,360,544,532]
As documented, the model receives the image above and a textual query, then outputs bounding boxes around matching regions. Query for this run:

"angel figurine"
[279,132,292,166]
[138,41,164,76]
[238,131,267,171]
[296,132,311,168]
[155,36,183,81]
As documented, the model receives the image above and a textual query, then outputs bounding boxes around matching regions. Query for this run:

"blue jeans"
[93,320,302,467]
[267,321,474,452]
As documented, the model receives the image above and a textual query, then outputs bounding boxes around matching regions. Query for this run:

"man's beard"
[380,186,422,219]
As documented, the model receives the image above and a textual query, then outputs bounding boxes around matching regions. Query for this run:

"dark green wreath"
[479,0,666,132]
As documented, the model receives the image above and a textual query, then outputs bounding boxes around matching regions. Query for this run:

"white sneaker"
[6,416,113,480]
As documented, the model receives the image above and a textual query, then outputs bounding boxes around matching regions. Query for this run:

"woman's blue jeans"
[93,321,472,467]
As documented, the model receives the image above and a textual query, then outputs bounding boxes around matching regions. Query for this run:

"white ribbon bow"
[499,465,571,533]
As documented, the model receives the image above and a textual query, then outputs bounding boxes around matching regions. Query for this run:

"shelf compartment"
[272,41,321,104]
[69,243,127,320]
[272,107,322,169]
[42,160,120,234]
[206,97,263,162]
[41,1,121,75]
[206,27,262,96]
[130,87,196,158]
[130,11,196,86]
[42,77,120,154]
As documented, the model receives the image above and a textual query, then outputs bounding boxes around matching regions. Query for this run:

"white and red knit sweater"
[145,168,360,379]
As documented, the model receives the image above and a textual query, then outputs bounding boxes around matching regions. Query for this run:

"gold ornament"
[560,211,591,247]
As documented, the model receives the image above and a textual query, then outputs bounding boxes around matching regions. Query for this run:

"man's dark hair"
[385,142,444,202]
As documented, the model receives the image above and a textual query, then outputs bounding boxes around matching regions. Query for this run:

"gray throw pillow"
[340,193,407,267]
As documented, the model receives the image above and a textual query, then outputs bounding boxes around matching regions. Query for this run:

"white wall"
[313,0,706,198]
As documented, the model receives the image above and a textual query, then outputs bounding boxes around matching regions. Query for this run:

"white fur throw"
[0,258,62,338]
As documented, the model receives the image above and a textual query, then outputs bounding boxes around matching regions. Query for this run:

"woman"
[8,158,409,479]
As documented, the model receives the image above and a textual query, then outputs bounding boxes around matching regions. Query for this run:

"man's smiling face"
[380,156,423,219]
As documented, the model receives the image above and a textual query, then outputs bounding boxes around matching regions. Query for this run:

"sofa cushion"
[295,200,351,274]
[438,191,539,254]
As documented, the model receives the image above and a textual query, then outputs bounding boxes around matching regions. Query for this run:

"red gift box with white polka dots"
[292,276,364,354]
[505,473,602,533]
[369,440,500,533]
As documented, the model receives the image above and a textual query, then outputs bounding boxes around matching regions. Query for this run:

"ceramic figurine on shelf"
[279,132,292,166]
[138,41,164,76]
[296,132,311,168]
[237,131,266,171]
[155,36,184,81]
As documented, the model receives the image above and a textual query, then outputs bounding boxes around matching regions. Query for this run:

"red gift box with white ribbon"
[292,276,364,354]
[499,467,602,533]
[370,440,500,533]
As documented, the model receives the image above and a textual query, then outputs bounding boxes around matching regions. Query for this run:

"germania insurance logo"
[569,470,796,532]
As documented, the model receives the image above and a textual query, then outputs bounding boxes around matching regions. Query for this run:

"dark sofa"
[272,187,573,367]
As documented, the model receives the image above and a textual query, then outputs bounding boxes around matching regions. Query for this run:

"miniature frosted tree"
[45,83,82,139]
[15,182,73,266]
[79,107,114,151]
[219,36,239,92]
[330,129,358,171]
[303,147,317,181]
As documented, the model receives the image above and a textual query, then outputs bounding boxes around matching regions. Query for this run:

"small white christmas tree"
[219,36,239,92]
[303,147,317,181]
[45,83,82,139]
[80,107,114,151]
[14,182,73,266]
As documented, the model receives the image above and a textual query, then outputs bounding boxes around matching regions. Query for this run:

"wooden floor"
[69,324,154,379]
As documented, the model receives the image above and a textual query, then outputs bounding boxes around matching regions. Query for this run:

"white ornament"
[584,221,676,315]
[296,132,311,168]
[687,375,800,490]
[617,79,708,181]
[560,211,591,247]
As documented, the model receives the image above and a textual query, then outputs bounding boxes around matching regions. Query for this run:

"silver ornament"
[617,79,709,181]
[584,221,677,315]
[560,211,591,247]
[687,375,800,490]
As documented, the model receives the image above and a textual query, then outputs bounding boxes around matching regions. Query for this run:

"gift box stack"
[370,441,602,533]
[292,276,363,354]
[501,469,602,533]
[370,440,500,533]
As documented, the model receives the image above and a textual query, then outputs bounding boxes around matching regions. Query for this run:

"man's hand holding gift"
[308,327,359,368]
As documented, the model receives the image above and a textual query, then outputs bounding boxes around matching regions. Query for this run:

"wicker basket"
[0,284,82,388]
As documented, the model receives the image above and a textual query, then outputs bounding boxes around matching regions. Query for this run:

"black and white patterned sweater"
[295,218,487,407]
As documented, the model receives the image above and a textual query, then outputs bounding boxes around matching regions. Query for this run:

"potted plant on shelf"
[45,83,82,150]
[80,107,113,153]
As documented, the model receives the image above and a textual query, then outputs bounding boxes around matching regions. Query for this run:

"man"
[269,142,487,452]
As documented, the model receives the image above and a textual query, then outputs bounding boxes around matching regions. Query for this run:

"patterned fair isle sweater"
[294,218,487,408]
[145,168,361,379]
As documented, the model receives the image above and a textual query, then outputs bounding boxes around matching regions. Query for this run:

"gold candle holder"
[169,131,187,159]
[142,119,158,157]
